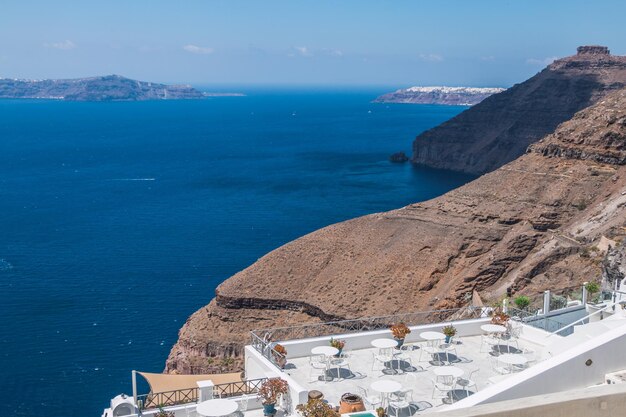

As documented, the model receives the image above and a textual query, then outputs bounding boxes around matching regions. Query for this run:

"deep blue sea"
[0,88,472,417]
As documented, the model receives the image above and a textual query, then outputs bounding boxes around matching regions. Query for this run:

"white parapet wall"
[444,321,626,410]
[276,317,494,359]
[434,383,626,417]
[245,345,310,410]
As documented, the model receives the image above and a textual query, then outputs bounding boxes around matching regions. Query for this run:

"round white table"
[433,365,464,378]
[371,380,403,408]
[311,346,339,356]
[480,324,507,334]
[371,338,398,349]
[196,398,239,417]
[498,353,528,372]
[420,331,445,341]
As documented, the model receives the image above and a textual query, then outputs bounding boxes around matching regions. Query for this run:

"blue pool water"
[0,88,472,416]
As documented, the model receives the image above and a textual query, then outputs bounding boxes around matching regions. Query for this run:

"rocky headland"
[0,75,240,101]
[412,46,626,175]
[165,46,626,375]
[374,86,504,106]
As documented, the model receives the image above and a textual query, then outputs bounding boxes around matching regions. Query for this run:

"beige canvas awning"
[138,371,242,394]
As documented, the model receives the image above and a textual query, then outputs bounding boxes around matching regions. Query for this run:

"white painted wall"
[278,317,493,359]
[444,321,626,410]
[245,345,309,409]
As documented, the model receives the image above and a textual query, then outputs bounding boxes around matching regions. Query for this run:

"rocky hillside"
[412,46,626,175]
[374,86,505,106]
[165,88,626,375]
[0,75,208,101]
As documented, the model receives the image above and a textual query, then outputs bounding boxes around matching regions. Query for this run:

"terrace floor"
[281,334,543,415]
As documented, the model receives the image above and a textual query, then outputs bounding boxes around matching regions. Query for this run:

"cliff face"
[0,75,207,101]
[412,46,626,175]
[373,86,505,106]
[166,88,626,375]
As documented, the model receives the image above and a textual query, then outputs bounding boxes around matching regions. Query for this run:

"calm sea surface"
[0,88,473,416]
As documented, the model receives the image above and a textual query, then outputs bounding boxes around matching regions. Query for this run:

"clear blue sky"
[1,0,625,87]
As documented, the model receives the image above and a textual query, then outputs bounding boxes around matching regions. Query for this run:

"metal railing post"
[543,290,551,314]
[582,282,588,305]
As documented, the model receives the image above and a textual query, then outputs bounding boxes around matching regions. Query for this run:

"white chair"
[372,348,393,372]
[431,376,453,400]
[480,333,500,353]
[329,353,351,380]
[389,389,413,417]
[439,342,458,364]
[357,386,381,408]
[392,349,414,372]
[501,322,522,350]
[309,354,328,383]
[455,368,479,393]
[490,356,510,375]
[418,341,439,363]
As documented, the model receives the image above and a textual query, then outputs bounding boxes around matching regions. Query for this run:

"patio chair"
[372,348,393,372]
[490,356,510,375]
[392,349,414,372]
[431,377,453,400]
[480,333,500,353]
[389,389,413,417]
[309,354,328,383]
[329,353,352,380]
[500,322,522,350]
[439,342,458,364]
[357,386,381,408]
[418,341,439,363]
[455,368,479,393]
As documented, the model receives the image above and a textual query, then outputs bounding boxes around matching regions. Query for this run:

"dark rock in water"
[389,152,409,163]
[412,45,626,175]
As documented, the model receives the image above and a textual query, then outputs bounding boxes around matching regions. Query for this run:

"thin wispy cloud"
[293,46,312,57]
[183,45,214,55]
[325,48,343,57]
[44,40,76,50]
[418,53,443,62]
[526,56,558,66]
[481,55,496,61]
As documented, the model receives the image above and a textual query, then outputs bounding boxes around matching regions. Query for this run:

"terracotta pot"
[338,393,366,413]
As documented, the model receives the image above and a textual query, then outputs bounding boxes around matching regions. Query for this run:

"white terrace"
[104,291,626,417]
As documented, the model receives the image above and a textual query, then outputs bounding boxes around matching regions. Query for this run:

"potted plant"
[329,338,346,357]
[258,378,289,416]
[442,325,457,343]
[586,281,601,303]
[389,322,411,349]
[491,311,510,326]
[272,344,287,369]
[155,408,175,417]
[296,399,340,417]
[376,407,387,417]
[514,295,530,311]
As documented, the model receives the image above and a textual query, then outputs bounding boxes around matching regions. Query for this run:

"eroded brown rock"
[412,46,626,175]
[165,89,626,375]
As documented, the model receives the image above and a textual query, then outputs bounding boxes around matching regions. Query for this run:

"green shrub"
[514,295,531,310]
[585,281,600,294]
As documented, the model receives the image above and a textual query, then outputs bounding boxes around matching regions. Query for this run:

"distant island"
[374,86,505,106]
[0,74,244,101]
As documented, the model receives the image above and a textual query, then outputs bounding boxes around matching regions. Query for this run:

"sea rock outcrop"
[411,46,626,175]
[166,88,626,375]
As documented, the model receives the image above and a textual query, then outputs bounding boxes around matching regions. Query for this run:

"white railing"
[546,300,623,337]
